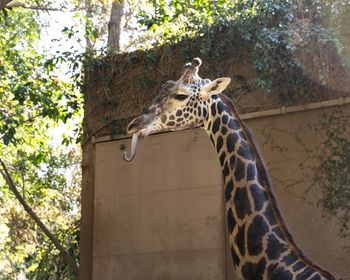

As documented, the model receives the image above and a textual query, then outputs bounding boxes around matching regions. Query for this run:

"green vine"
[311,109,350,237]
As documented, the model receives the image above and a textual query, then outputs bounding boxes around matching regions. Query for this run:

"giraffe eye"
[174,94,188,101]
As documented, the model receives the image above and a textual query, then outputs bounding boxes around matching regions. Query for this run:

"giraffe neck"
[202,95,334,280]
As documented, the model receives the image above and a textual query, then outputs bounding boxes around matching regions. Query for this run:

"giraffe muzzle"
[127,114,153,134]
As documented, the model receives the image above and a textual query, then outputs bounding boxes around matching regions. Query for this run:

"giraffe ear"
[201,77,231,98]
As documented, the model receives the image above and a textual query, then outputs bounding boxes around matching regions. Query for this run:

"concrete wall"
[91,105,350,280]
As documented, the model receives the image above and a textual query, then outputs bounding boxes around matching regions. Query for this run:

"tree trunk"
[85,0,94,50]
[108,0,125,52]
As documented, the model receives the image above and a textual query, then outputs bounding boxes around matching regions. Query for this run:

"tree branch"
[0,0,12,10]
[0,158,79,277]
[3,1,83,12]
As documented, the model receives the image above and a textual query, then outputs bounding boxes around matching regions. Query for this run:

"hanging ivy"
[133,0,349,95]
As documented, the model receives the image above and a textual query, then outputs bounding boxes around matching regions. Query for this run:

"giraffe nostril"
[127,114,153,134]
[127,116,143,133]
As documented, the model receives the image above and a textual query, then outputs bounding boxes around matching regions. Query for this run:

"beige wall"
[92,105,350,280]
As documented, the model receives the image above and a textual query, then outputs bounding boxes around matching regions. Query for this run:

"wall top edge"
[91,96,350,144]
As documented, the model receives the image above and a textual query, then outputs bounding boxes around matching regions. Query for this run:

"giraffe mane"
[219,93,335,279]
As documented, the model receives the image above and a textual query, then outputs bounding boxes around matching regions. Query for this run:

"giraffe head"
[124,58,230,161]
[127,58,231,137]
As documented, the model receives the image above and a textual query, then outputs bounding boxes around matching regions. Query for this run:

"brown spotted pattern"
[204,97,335,280]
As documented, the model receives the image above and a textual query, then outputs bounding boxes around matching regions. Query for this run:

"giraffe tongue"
[123,133,139,162]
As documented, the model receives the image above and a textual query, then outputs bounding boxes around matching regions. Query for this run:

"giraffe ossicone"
[124,58,335,280]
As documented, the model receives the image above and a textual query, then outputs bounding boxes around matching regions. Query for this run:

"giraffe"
[124,58,335,280]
